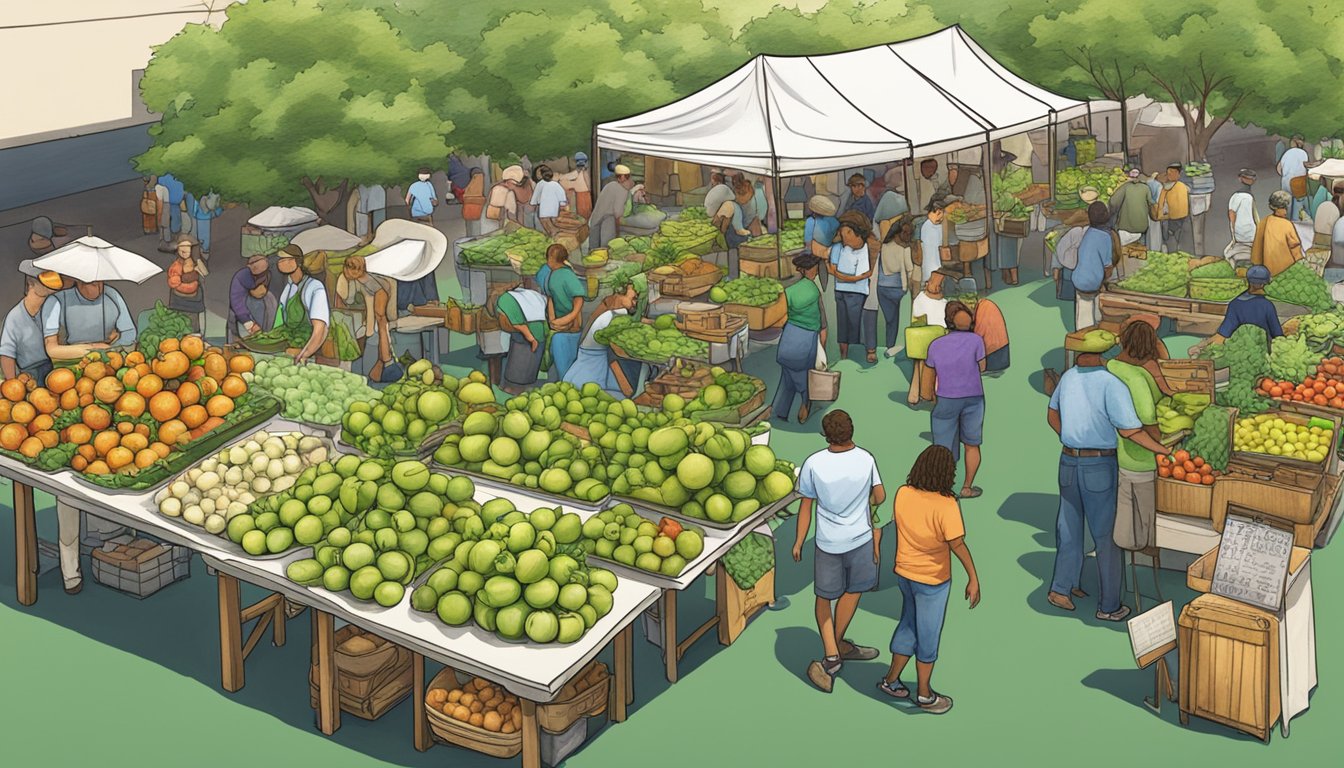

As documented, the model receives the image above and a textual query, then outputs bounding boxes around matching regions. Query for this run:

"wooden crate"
[716,563,775,646]
[537,661,609,734]
[1186,544,1312,594]
[444,306,481,334]
[956,238,988,262]
[1156,476,1214,519]
[424,668,522,757]
[722,294,787,330]
[1230,408,1341,474]
[649,269,721,299]
[1210,468,1341,547]
[330,624,399,678]
[738,242,782,263]
[309,653,413,721]
[1158,359,1216,398]
[1179,594,1280,742]
[645,364,712,396]
[675,302,731,334]
[994,215,1030,238]
[739,258,784,279]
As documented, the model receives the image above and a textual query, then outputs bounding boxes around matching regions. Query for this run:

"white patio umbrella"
[32,236,163,283]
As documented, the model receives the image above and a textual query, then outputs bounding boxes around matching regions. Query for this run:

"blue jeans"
[931,396,985,461]
[772,322,817,418]
[889,575,951,663]
[875,284,905,349]
[1051,453,1123,613]
[194,217,212,253]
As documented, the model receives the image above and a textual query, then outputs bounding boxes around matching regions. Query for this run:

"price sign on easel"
[1127,601,1177,712]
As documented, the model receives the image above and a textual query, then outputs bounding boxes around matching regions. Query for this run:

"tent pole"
[771,159,781,283]
[1048,115,1058,201]
[590,124,599,234]
[982,136,994,292]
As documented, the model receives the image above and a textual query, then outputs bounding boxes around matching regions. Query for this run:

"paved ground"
[1,274,1338,767]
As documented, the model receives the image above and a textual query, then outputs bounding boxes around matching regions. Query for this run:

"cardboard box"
[1179,594,1281,742]
[1156,475,1214,519]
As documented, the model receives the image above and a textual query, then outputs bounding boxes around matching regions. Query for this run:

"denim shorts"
[814,541,878,599]
[889,575,952,663]
[931,395,985,458]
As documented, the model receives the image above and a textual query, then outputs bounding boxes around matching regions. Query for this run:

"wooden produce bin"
[1156,477,1215,520]
[956,238,988,262]
[716,565,776,645]
[424,668,522,758]
[648,269,721,299]
[307,626,414,721]
[1211,469,1341,548]
[1186,545,1312,594]
[1179,594,1281,742]
[1230,408,1342,475]
[722,294,787,330]
[536,661,610,734]
[739,258,784,279]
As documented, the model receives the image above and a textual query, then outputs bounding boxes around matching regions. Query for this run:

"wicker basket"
[332,624,399,677]
[425,667,523,758]
[537,661,609,734]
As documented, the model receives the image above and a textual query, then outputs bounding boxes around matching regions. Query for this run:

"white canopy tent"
[596,25,1119,178]
[33,236,162,284]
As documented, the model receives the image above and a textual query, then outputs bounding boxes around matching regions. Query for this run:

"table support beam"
[314,609,341,735]
[413,652,433,751]
[218,572,244,692]
[661,590,678,683]
[611,625,631,722]
[13,481,37,606]
[520,699,540,768]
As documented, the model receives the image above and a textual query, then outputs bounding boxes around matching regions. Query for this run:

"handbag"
[140,192,158,216]
[1290,175,1309,199]
[808,339,841,402]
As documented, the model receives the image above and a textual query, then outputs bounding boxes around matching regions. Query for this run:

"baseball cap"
[1246,265,1272,285]
[19,259,63,290]
[613,164,632,176]
[574,152,588,164]
[1126,167,1142,178]
[1238,168,1257,179]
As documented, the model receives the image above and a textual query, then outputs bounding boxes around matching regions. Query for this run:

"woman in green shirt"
[771,254,828,422]
[1106,321,1164,553]
[496,283,549,394]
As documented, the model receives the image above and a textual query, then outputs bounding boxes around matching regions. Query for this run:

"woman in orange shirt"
[166,235,205,331]
[877,445,981,715]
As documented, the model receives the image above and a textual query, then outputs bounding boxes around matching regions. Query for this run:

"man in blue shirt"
[1189,265,1281,356]
[405,167,438,222]
[805,195,840,289]
[1047,341,1169,621]
[1072,202,1116,331]
[843,173,876,220]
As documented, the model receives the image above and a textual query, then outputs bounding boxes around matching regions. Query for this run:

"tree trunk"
[1119,91,1130,165]
[301,177,351,230]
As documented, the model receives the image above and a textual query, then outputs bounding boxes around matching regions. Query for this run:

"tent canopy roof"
[596,25,1117,177]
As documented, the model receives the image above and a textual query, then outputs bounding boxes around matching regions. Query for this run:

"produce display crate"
[309,657,413,721]
[1210,471,1331,547]
[1156,475,1214,519]
[1016,184,1051,206]
[425,667,523,758]
[691,402,770,430]
[717,563,775,646]
[648,270,722,299]
[645,365,713,396]
[1159,359,1217,398]
[956,238,988,262]
[738,258,784,279]
[89,538,191,598]
[68,393,284,494]
[537,661,609,734]
[994,215,1030,238]
[738,242,800,263]
[1229,408,1341,474]
[1185,544,1312,594]
[674,303,733,334]
[429,424,610,512]
[721,295,786,330]
[617,491,800,533]
[443,305,482,334]
[689,386,766,424]
[329,624,401,678]
[1178,594,1280,742]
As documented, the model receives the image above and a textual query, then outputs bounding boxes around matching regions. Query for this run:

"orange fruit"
[158,419,188,446]
[1,378,26,402]
[121,432,149,453]
[148,391,182,422]
[133,423,150,437]
[203,353,228,381]
[106,350,124,370]
[179,404,208,429]
[205,395,235,418]
[117,391,147,418]
[82,404,112,431]
[93,377,124,405]
[83,361,108,381]
[78,393,95,407]
[125,351,145,366]
[152,351,190,380]
[84,460,110,475]
[221,375,248,398]
[10,401,36,425]
[106,446,134,470]
[0,423,26,451]
[115,421,134,435]
[122,368,141,390]
[199,377,219,397]
[29,414,54,434]
[177,381,201,407]
[134,448,159,468]
[150,441,171,458]
[76,444,96,462]
[92,431,121,457]
[20,374,35,391]
[0,400,10,421]
[36,430,59,449]
[18,436,43,458]
[70,455,88,472]
[186,365,206,382]
[136,373,164,398]
[228,354,254,374]
[180,335,205,360]
[28,387,58,414]
[65,424,93,445]
[59,389,79,411]
[159,338,179,354]
[45,368,76,394]
[75,377,95,396]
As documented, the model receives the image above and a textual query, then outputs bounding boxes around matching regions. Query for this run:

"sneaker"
[807,660,839,693]
[64,580,83,595]
[839,639,880,661]
[877,679,910,699]
[1047,591,1076,611]
[1096,605,1132,622]
[885,346,903,358]
[917,692,954,714]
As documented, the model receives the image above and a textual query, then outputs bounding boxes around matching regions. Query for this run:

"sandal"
[866,351,877,364]
[917,692,954,714]
[877,679,910,699]
[958,486,983,499]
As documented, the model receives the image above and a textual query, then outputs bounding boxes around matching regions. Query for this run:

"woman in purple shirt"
[228,253,277,343]
[922,301,986,499]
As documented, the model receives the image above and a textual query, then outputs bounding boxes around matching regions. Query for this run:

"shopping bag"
[809,340,840,401]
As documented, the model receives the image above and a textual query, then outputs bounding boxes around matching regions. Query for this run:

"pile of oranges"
[1156,449,1219,485]
[0,336,254,476]
[1258,357,1344,409]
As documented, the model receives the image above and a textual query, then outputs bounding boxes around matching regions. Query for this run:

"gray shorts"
[815,541,878,599]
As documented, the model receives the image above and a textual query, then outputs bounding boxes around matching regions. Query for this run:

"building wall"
[0,124,154,211]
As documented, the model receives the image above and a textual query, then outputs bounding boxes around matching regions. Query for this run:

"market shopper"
[542,244,585,379]
[42,278,138,360]
[771,254,827,423]
[878,445,979,715]
[1251,190,1305,276]
[874,213,916,358]
[334,255,399,382]
[274,245,330,365]
[920,196,950,282]
[228,253,277,342]
[964,292,1010,373]
[829,211,877,362]
[794,409,885,694]
[495,281,549,394]
[558,152,592,219]
[533,164,569,236]
[1279,134,1310,220]
[563,283,638,399]
[703,172,735,223]
[1108,321,1164,555]
[355,183,388,238]
[1046,341,1170,621]
[1312,181,1344,250]
[1154,164,1191,253]
[485,166,525,230]
[139,176,160,235]
[910,270,948,328]
[1,261,63,381]
[1109,167,1153,250]
[805,195,840,290]
[1224,169,1259,265]
[166,236,206,332]
[28,216,69,257]
[589,164,636,249]
[923,301,986,498]
[914,159,947,212]
[157,172,185,250]
[188,190,222,258]
[716,178,760,250]
[1188,265,1282,356]
[406,167,438,223]
[1073,202,1119,331]
[843,174,876,220]
[460,171,485,237]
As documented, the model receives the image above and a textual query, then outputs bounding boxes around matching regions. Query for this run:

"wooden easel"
[1128,601,1178,713]
[1138,643,1178,713]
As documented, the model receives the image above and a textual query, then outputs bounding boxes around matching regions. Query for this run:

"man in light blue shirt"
[42,280,138,357]
[1046,344,1170,621]
[1072,202,1116,330]
[793,409,885,693]
[1278,134,1310,220]
[406,167,438,222]
[920,196,949,282]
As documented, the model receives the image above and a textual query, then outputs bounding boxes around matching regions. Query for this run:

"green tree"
[136,0,459,226]
[736,0,939,56]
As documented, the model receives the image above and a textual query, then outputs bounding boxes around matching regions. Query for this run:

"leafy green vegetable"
[138,301,193,357]
[1203,324,1272,413]
[723,532,775,590]
[1265,262,1333,311]
[1267,333,1324,383]
[1187,405,1231,471]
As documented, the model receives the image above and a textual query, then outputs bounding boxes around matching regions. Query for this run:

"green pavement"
[1,278,1338,767]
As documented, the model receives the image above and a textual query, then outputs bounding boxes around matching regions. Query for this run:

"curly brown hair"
[907,445,957,497]
[1119,319,1159,362]
[821,410,854,445]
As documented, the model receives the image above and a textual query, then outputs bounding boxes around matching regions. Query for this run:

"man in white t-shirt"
[793,410,885,693]
[911,271,949,328]
[1279,135,1310,220]
[1225,169,1258,265]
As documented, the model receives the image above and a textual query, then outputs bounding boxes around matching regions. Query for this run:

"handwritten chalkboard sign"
[1211,514,1293,612]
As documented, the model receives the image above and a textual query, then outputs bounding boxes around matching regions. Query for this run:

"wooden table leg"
[272,598,287,647]
[520,699,540,768]
[622,624,634,707]
[611,625,630,722]
[413,652,433,751]
[715,563,731,646]
[13,481,37,606]
[314,609,341,735]
[662,589,678,683]
[218,572,244,692]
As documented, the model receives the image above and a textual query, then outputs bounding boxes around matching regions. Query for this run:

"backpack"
[140,191,158,216]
